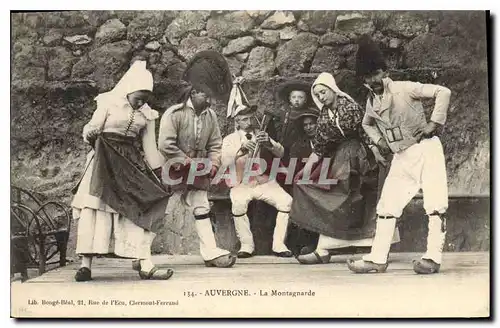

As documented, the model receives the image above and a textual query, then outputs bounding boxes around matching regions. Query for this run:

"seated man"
[284,107,321,256]
[221,106,293,258]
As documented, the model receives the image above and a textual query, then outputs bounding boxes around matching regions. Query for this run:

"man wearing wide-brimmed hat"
[158,51,236,268]
[347,35,452,275]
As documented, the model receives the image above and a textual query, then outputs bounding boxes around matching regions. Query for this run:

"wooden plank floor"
[11,252,490,318]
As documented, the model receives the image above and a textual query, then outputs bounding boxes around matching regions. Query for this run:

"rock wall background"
[11,11,490,257]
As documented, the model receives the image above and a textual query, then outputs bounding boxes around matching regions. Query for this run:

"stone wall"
[11,11,490,257]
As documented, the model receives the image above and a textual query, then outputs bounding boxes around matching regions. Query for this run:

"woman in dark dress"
[71,61,173,281]
[291,72,400,264]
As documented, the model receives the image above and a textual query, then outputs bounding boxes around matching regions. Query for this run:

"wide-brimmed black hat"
[182,50,233,103]
[276,79,314,105]
[355,35,387,78]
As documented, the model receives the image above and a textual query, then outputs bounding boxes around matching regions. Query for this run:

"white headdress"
[95,60,153,103]
[311,72,355,110]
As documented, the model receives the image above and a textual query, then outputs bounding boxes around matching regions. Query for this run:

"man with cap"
[347,35,452,274]
[283,107,321,255]
[288,107,320,171]
[220,105,293,258]
[158,51,236,268]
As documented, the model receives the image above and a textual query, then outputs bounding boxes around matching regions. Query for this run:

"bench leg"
[55,231,69,267]
[38,237,46,276]
[11,237,30,281]
[59,241,67,267]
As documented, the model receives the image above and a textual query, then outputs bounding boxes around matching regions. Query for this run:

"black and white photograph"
[9,7,491,318]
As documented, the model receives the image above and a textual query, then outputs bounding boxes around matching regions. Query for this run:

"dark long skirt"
[87,132,171,232]
[289,139,379,240]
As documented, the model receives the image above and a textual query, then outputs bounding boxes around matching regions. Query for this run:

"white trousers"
[377,137,448,217]
[364,137,448,264]
[184,190,230,261]
[184,190,211,216]
[230,180,292,253]
[230,180,292,215]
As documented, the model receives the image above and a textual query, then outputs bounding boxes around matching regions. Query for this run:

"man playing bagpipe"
[221,104,294,259]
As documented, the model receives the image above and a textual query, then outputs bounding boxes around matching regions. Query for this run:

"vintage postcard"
[10,9,491,318]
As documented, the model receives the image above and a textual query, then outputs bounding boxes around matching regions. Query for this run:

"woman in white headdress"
[290,72,400,264]
[71,61,173,281]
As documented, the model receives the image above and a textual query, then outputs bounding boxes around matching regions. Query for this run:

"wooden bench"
[10,186,71,281]
[207,185,491,255]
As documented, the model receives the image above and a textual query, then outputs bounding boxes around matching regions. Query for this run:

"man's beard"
[193,101,209,111]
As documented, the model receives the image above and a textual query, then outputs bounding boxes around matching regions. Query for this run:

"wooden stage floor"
[11,252,490,318]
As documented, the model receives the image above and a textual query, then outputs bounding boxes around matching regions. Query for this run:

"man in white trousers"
[221,106,293,258]
[158,51,236,268]
[347,35,451,274]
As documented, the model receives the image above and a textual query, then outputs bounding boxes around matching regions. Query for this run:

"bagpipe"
[228,76,283,179]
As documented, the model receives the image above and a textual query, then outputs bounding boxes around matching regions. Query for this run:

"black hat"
[290,107,319,123]
[276,79,314,105]
[355,35,387,78]
[182,50,233,103]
